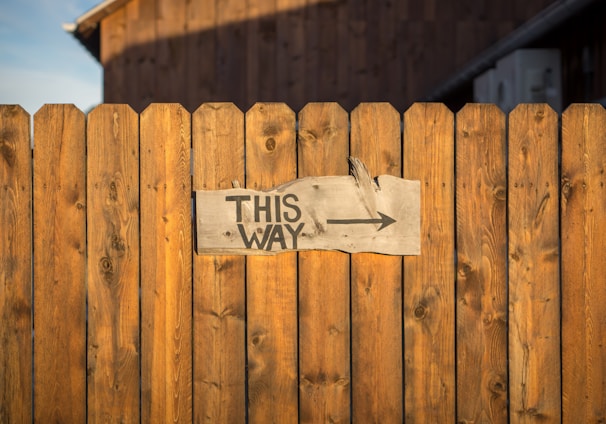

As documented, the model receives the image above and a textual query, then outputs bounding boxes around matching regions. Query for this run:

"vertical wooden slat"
[277,0,306,110]
[217,0,247,108]
[87,104,140,423]
[303,2,319,103]
[140,104,192,423]
[33,105,86,422]
[561,104,606,423]
[403,102,455,422]
[350,102,403,422]
[0,105,32,423]
[456,104,508,423]
[125,0,156,112]
[156,0,187,103]
[192,103,246,423]
[246,103,298,423]
[508,104,560,422]
[185,0,216,110]
[101,8,127,103]
[317,3,338,102]
[348,2,368,107]
[252,0,278,102]
[298,103,350,423]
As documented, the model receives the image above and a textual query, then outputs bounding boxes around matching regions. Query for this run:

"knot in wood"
[265,137,276,151]
[413,304,427,320]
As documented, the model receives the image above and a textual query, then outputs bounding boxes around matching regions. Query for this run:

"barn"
[66,0,606,112]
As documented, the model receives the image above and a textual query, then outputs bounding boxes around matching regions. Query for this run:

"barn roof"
[63,0,132,60]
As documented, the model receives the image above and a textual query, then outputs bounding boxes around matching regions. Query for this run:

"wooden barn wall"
[534,0,606,105]
[100,0,557,113]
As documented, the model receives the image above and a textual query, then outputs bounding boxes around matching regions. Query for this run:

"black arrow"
[327,211,396,231]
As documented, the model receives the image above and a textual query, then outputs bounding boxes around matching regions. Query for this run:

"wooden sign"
[195,158,420,255]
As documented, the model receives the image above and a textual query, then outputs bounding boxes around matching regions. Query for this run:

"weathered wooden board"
[456,104,508,423]
[0,105,32,423]
[196,157,420,255]
[87,104,140,422]
[508,104,560,422]
[33,105,86,423]
[298,103,351,423]
[245,103,298,423]
[140,104,192,423]
[192,103,246,423]
[404,102,456,422]
[561,104,606,423]
[350,103,404,422]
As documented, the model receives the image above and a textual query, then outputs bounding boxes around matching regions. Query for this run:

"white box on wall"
[474,49,562,113]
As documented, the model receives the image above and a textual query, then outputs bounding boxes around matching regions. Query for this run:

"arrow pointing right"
[327,211,396,231]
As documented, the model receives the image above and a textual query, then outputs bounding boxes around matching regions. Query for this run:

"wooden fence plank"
[403,102,455,422]
[298,103,350,423]
[140,104,192,423]
[561,104,606,423]
[192,103,246,423]
[246,103,298,423]
[33,105,86,422]
[508,104,560,422]
[455,104,508,423]
[0,105,32,423]
[87,104,140,423]
[350,102,403,422]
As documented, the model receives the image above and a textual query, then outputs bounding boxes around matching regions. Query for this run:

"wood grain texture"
[140,104,192,423]
[246,103,298,423]
[456,104,508,423]
[86,104,140,423]
[561,104,606,423]
[403,102,455,423]
[192,103,246,423]
[350,103,403,423]
[125,0,156,112]
[33,105,86,423]
[276,0,306,109]
[101,8,127,103]
[155,0,187,103]
[185,0,216,110]
[217,0,247,108]
[0,105,32,423]
[508,104,560,423]
[297,103,350,423]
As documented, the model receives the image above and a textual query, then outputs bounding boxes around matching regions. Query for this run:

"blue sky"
[0,0,102,115]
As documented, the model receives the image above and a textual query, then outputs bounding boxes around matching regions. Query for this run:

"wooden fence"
[1,102,605,423]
